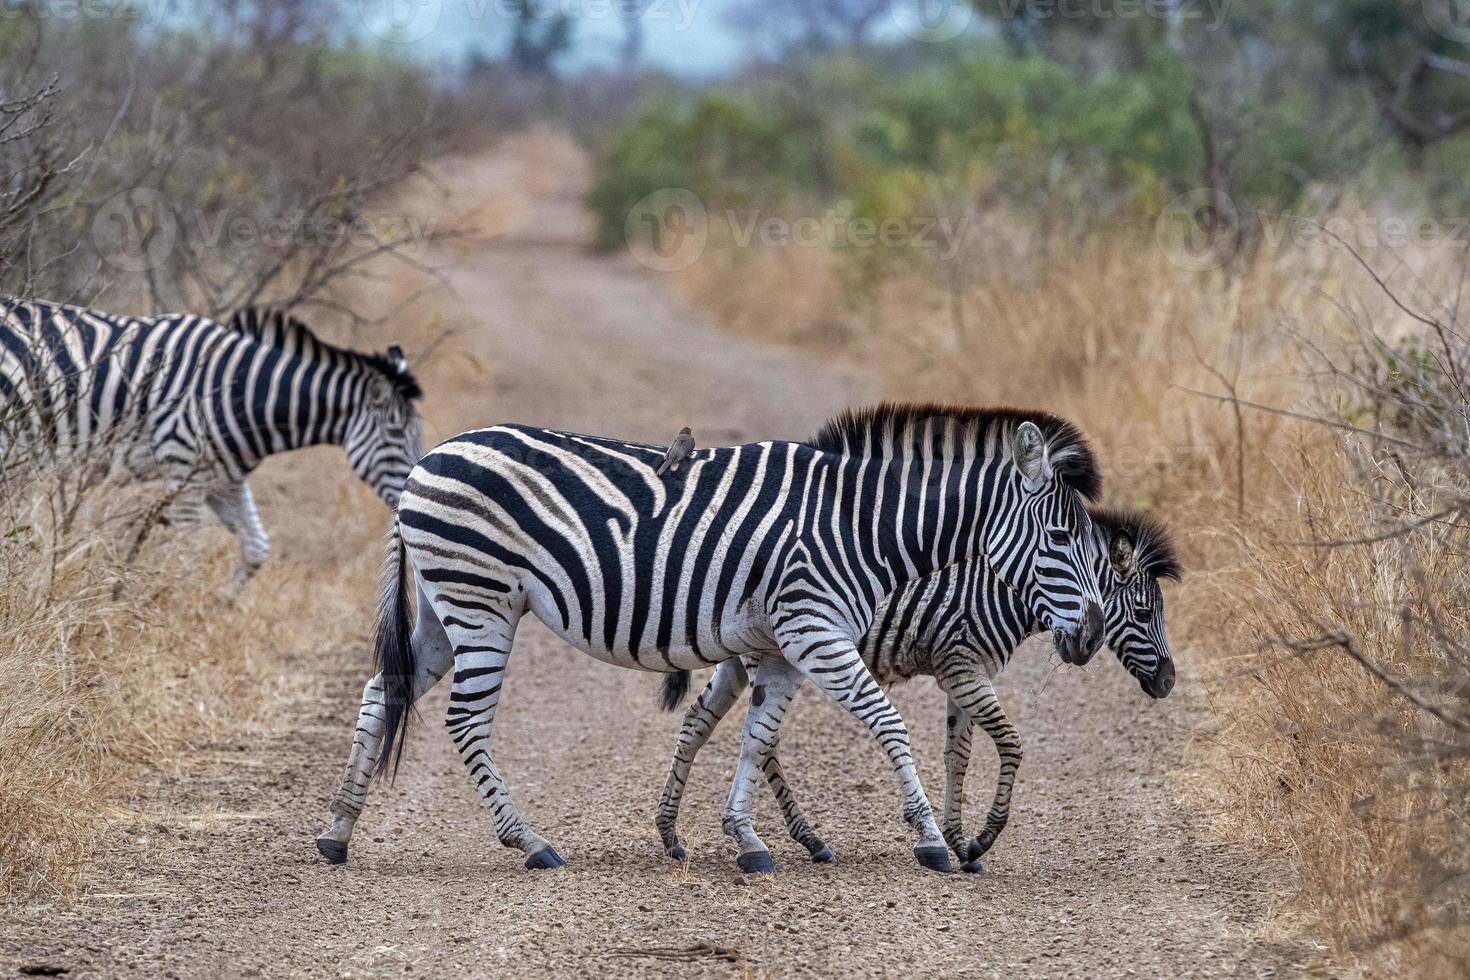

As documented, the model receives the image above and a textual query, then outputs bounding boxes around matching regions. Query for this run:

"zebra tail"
[372,516,416,782]
[658,670,691,712]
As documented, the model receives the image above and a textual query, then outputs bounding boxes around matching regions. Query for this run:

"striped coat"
[0,298,421,577]
[317,405,1107,874]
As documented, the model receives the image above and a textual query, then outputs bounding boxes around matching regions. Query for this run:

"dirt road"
[1,135,1317,978]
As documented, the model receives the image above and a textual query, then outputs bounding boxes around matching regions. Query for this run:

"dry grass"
[0,161,479,901]
[668,225,1470,972]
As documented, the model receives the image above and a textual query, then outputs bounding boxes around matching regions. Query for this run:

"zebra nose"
[1075,601,1104,664]
[1146,658,1176,699]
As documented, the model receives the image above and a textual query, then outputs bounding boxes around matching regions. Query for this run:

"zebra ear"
[1109,529,1137,578]
[386,345,407,373]
[1012,421,1053,491]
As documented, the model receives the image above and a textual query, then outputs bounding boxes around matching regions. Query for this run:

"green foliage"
[586,92,832,249]
[588,43,1352,254]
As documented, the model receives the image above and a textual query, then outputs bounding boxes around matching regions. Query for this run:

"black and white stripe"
[654,506,1182,869]
[317,404,1106,874]
[0,298,421,577]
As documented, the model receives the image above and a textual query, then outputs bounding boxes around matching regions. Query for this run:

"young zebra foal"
[317,405,1108,874]
[0,299,422,579]
[654,507,1180,871]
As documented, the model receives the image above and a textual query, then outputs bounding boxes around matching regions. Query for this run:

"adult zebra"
[654,506,1181,872]
[317,404,1106,874]
[0,298,422,578]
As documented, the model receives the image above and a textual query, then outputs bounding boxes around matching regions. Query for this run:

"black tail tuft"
[371,520,416,782]
[658,670,691,712]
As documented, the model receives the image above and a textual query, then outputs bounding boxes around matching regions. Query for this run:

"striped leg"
[939,695,975,858]
[317,578,454,864]
[656,657,750,861]
[207,480,270,581]
[438,595,561,869]
[721,657,805,873]
[935,672,1021,869]
[773,628,950,872]
[760,744,836,863]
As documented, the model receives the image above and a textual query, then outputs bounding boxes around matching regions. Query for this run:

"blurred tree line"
[590,0,1470,256]
[0,0,464,319]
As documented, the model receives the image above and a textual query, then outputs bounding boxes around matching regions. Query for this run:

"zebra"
[653,506,1181,872]
[316,403,1109,875]
[0,298,421,579]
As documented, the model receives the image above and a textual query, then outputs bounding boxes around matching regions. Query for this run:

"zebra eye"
[1046,528,1069,547]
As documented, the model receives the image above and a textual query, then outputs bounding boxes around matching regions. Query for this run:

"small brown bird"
[657,426,695,475]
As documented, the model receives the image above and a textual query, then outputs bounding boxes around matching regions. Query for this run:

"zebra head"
[345,345,422,507]
[1092,508,1181,699]
[984,418,1107,667]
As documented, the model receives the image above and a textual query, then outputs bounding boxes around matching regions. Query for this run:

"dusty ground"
[1,135,1324,978]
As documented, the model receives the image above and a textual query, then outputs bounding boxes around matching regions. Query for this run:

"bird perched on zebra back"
[0,297,422,580]
[314,404,1107,876]
[656,426,695,475]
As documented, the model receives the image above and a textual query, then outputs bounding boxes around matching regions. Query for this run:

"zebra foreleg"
[656,657,750,861]
[317,579,454,864]
[438,596,562,869]
[721,656,804,874]
[776,630,950,872]
[206,481,270,582]
[935,672,1020,870]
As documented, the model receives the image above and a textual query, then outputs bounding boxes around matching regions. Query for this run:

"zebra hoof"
[914,844,952,873]
[963,838,983,862]
[736,851,775,874]
[667,843,688,862]
[810,846,837,864]
[525,846,566,870]
[315,838,348,865]
[961,858,985,874]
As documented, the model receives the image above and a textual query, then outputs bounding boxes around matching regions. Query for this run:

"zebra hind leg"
[721,657,805,874]
[937,672,1019,871]
[316,578,454,864]
[762,752,836,863]
[938,695,979,858]
[656,657,749,861]
[205,480,270,583]
[436,590,562,869]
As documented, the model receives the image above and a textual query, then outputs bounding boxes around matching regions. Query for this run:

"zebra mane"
[1087,506,1183,582]
[810,403,1102,501]
[225,306,422,401]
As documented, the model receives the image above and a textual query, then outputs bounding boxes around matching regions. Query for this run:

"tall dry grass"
[0,191,471,903]
[668,223,1470,972]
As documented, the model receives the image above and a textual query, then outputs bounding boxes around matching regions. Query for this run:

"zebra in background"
[317,404,1107,874]
[654,507,1182,872]
[0,298,421,579]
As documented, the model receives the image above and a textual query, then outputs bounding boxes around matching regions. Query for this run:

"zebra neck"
[224,343,357,459]
[849,452,985,599]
